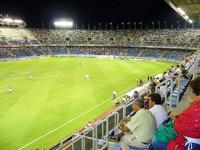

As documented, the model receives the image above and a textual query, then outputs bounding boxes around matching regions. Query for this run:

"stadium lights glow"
[189,19,193,24]
[0,16,25,27]
[54,20,73,28]
[13,19,23,24]
[183,15,189,20]
[3,18,13,23]
[167,1,194,24]
[177,8,186,16]
[175,7,193,24]
[169,2,176,10]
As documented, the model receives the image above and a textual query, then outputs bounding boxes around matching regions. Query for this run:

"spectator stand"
[155,57,199,110]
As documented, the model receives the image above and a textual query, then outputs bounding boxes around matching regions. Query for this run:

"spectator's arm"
[119,117,131,125]
[169,112,181,120]
[119,124,130,132]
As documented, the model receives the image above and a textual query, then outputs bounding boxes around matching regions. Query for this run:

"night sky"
[0,0,185,28]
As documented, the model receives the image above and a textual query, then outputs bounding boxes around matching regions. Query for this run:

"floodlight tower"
[1,16,25,27]
[54,19,74,29]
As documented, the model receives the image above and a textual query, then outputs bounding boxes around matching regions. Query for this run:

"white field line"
[18,86,131,150]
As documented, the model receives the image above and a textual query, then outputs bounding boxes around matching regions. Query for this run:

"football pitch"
[0,57,175,150]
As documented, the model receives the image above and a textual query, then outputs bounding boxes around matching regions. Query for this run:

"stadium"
[0,0,200,150]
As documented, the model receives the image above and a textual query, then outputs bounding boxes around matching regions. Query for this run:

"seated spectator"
[152,76,200,150]
[149,80,157,93]
[133,90,139,99]
[141,91,151,109]
[148,93,168,128]
[174,65,181,75]
[180,65,189,79]
[118,99,156,150]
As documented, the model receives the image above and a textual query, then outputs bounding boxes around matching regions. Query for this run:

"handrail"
[193,57,200,79]
[155,78,174,111]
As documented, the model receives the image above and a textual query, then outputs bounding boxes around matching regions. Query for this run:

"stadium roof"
[164,0,200,23]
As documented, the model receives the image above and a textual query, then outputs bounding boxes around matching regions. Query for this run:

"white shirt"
[85,75,89,79]
[113,91,117,95]
[175,67,181,74]
[164,73,169,79]
[149,105,167,128]
[158,85,167,98]
[126,109,156,142]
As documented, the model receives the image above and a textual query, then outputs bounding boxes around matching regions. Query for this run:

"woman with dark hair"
[152,76,200,150]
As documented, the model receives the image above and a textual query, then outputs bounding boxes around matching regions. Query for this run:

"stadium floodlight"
[183,15,189,20]
[13,19,23,24]
[177,8,186,16]
[54,20,73,28]
[189,19,193,24]
[3,18,13,23]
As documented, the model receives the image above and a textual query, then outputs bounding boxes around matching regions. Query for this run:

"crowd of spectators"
[28,29,200,48]
[8,48,33,58]
[111,50,200,150]
[150,76,200,150]
[1,28,200,48]
[0,27,198,61]
[0,46,194,61]
[0,48,13,58]
[1,27,200,150]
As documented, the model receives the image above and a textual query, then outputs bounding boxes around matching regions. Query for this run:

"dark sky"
[0,0,185,28]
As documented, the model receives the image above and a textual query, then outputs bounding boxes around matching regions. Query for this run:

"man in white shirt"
[85,74,89,80]
[29,72,33,79]
[148,93,168,128]
[175,67,181,75]
[119,99,156,150]
[10,73,14,78]
[8,85,13,93]
[113,90,117,99]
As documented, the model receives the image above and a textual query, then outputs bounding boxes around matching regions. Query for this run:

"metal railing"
[155,78,174,111]
[62,112,119,150]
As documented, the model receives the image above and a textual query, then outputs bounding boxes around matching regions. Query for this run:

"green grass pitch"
[0,57,175,150]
